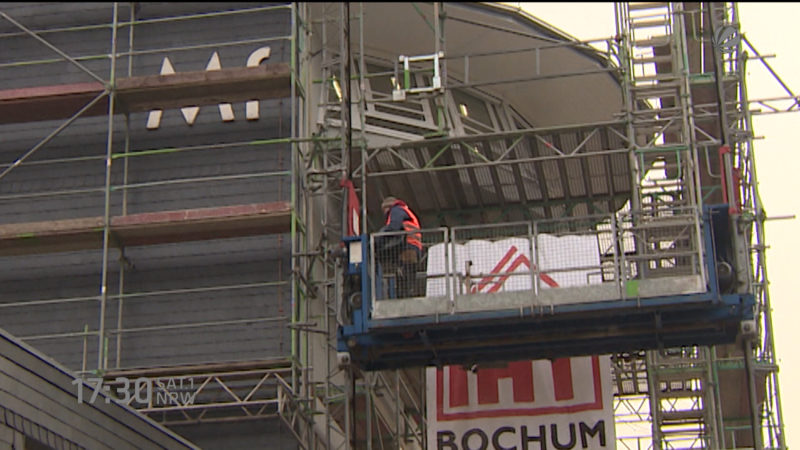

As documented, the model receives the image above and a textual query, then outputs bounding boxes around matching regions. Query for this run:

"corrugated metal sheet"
[365,125,632,224]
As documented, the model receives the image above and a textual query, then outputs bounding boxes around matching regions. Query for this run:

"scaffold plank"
[0,201,291,256]
[0,63,291,125]
[116,63,292,113]
[113,201,292,246]
[0,216,106,254]
[0,82,107,124]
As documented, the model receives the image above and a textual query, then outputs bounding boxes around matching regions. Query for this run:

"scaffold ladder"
[619,4,716,448]
[647,348,721,449]
[298,3,376,449]
[617,2,705,279]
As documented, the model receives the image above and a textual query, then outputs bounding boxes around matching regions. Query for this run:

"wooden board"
[0,63,291,124]
[0,201,291,256]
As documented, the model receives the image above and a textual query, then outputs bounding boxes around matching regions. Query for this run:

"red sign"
[435,356,603,421]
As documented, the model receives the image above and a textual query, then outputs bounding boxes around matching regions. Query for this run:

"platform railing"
[369,227,449,304]
[368,210,707,319]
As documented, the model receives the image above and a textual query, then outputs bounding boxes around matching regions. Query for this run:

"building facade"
[0,2,784,449]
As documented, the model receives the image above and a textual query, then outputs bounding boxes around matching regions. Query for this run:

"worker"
[375,196,424,298]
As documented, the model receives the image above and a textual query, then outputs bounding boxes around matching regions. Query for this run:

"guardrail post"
[611,213,623,300]
[527,222,536,307]
[445,228,454,309]
[533,221,544,311]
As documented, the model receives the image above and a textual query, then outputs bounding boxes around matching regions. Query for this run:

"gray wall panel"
[0,107,292,223]
[0,115,126,223]
[0,250,104,287]
[0,3,122,31]
[0,3,290,87]
[119,324,288,368]
[171,419,298,450]
[0,235,292,370]
[0,31,113,88]
[0,3,296,447]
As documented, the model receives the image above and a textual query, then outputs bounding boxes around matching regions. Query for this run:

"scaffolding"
[0,2,790,449]
[0,2,301,435]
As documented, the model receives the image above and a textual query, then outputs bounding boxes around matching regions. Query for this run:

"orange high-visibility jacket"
[384,200,422,251]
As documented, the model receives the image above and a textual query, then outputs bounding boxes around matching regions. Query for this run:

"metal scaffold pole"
[114,0,136,369]
[0,2,792,448]
[736,6,787,447]
[98,1,119,371]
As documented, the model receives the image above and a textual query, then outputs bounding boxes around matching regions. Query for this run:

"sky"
[516,2,800,445]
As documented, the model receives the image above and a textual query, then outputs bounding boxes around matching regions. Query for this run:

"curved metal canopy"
[311,2,630,225]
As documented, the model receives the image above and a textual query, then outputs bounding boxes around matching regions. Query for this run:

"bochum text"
[437,420,607,450]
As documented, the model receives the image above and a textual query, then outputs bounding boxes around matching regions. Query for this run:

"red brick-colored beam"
[0,63,291,125]
[0,82,107,124]
[115,63,291,113]
[0,201,292,256]
[111,201,292,247]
